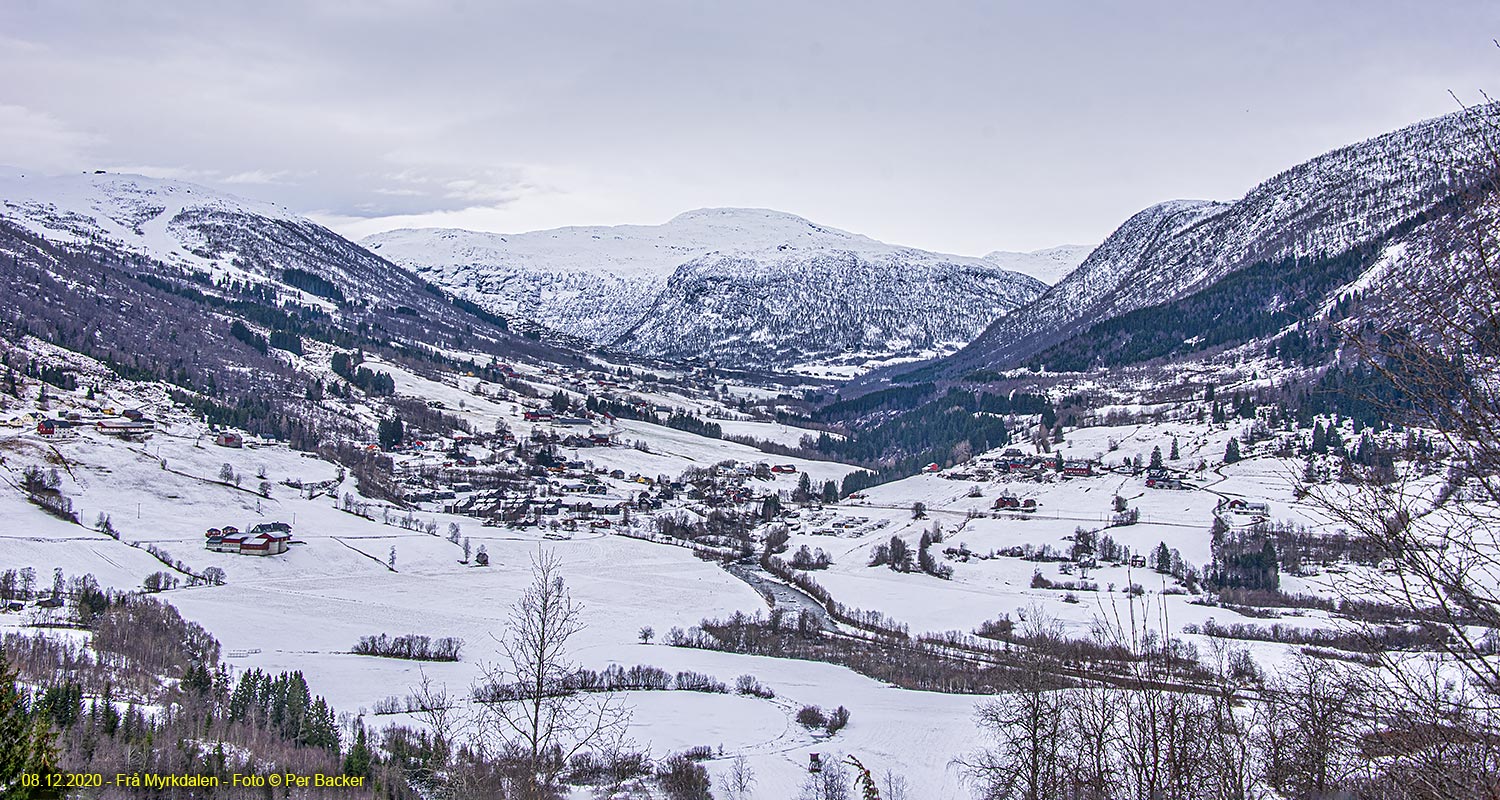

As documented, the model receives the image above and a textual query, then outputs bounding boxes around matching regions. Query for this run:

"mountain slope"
[915,104,1498,380]
[365,208,1047,369]
[0,169,565,444]
[0,169,489,327]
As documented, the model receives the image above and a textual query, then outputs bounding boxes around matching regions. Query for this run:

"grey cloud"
[3,1,1498,252]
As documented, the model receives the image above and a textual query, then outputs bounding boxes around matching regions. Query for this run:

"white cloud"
[0,104,100,172]
[4,2,1496,252]
[222,169,295,185]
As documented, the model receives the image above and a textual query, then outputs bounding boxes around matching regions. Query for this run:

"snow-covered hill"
[0,168,461,317]
[0,168,573,449]
[926,103,1500,377]
[981,243,1093,285]
[364,208,1047,369]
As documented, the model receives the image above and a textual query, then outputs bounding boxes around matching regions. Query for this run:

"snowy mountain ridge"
[981,243,1093,285]
[365,210,1049,369]
[0,168,517,332]
[0,168,302,280]
[923,103,1500,378]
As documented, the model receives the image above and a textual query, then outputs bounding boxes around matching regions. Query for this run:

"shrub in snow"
[796,705,828,728]
[656,753,711,800]
[673,671,728,693]
[734,674,774,698]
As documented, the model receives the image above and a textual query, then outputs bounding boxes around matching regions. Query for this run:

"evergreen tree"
[1152,541,1172,573]
[343,722,372,778]
[377,416,404,450]
[1169,437,1180,460]
[1224,438,1242,463]
[1149,446,1164,470]
[760,493,781,522]
[821,480,839,504]
[0,650,61,797]
[888,536,912,572]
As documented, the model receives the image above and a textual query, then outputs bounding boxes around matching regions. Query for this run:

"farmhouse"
[1145,468,1184,490]
[1223,499,1271,518]
[98,418,154,437]
[36,419,77,437]
[215,431,244,448]
[205,522,292,556]
[1063,459,1095,477]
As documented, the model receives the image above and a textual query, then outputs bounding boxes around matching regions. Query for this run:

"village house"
[1223,499,1271,518]
[1063,459,1095,477]
[205,522,292,556]
[36,419,77,437]
[98,417,155,437]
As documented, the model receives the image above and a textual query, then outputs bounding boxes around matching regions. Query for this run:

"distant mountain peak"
[980,243,1095,285]
[667,206,817,225]
[366,210,1046,371]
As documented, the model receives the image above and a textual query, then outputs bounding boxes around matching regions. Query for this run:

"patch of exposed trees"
[352,633,464,662]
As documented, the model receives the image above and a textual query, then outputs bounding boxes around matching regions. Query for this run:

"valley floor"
[0,362,1469,798]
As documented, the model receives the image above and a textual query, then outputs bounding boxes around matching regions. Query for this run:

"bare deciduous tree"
[1306,95,1500,794]
[718,754,756,800]
[473,549,629,798]
[799,751,851,800]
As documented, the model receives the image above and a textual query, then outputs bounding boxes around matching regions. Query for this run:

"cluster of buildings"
[992,494,1040,512]
[204,522,293,556]
[946,449,1099,481]
[34,408,157,439]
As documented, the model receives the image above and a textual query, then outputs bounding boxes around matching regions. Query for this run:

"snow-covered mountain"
[0,169,566,438]
[0,168,477,322]
[981,244,1093,285]
[364,208,1047,368]
[922,103,1499,378]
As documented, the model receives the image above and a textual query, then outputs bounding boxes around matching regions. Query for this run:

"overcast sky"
[3,1,1497,254]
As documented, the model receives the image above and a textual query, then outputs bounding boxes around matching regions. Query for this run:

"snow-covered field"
[0,370,1454,797]
[0,421,980,795]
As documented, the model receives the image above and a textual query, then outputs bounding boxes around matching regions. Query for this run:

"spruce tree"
[1224,438,1242,463]
[343,722,372,778]
[1,651,60,796]
[1169,437,1180,460]
[1152,541,1172,574]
